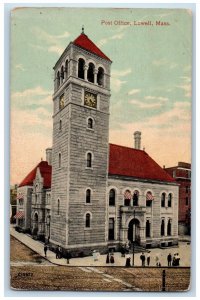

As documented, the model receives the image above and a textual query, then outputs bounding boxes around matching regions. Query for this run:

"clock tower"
[50,29,112,254]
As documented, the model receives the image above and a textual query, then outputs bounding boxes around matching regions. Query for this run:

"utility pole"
[132,209,136,266]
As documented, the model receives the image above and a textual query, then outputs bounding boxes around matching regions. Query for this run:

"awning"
[146,192,154,201]
[124,190,132,200]
[14,211,24,219]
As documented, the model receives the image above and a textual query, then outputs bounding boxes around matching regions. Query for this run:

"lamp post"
[132,209,136,266]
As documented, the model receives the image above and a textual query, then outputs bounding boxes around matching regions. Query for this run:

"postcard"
[10,7,192,292]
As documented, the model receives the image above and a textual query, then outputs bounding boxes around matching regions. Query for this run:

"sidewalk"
[10,226,191,267]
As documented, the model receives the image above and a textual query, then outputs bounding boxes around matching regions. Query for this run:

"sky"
[10,7,192,185]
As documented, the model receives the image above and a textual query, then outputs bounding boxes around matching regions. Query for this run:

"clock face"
[84,92,97,108]
[59,94,65,109]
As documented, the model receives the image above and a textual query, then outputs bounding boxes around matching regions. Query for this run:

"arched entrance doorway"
[128,218,140,244]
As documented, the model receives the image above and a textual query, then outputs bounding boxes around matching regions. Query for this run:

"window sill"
[86,128,94,132]
[84,227,92,230]
[85,203,92,205]
[85,167,93,170]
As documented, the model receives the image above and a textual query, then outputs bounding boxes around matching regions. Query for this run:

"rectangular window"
[108,218,115,240]
[186,186,189,193]
[186,197,189,206]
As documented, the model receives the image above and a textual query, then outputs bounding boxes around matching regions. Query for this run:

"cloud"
[129,99,163,109]
[109,100,191,168]
[48,45,64,55]
[97,32,124,48]
[128,89,140,95]
[32,27,70,45]
[112,68,132,77]
[15,64,25,71]
[152,59,178,69]
[152,58,168,66]
[176,83,192,98]
[12,86,51,99]
[144,96,168,102]
[111,68,132,92]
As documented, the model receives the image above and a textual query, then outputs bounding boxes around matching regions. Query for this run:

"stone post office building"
[16,30,179,256]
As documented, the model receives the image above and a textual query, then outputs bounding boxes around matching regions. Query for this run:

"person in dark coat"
[44,244,48,257]
[66,250,72,264]
[140,252,146,267]
[110,253,115,264]
[167,253,172,266]
[125,256,131,267]
[106,253,110,263]
[56,246,60,259]
[147,252,151,266]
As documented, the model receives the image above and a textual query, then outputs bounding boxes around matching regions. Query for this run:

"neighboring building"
[10,184,18,223]
[16,29,179,255]
[165,162,191,235]
[16,152,52,235]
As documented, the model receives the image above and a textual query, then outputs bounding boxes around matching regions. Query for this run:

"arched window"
[146,191,154,207]
[97,67,104,86]
[59,119,62,130]
[65,59,69,79]
[58,153,61,168]
[167,219,172,236]
[87,63,95,83]
[86,189,91,203]
[86,152,92,168]
[60,66,64,84]
[161,219,165,236]
[78,58,85,79]
[109,189,115,206]
[168,193,172,207]
[57,199,60,215]
[85,213,91,228]
[133,190,139,206]
[161,193,166,207]
[57,71,60,89]
[124,190,131,206]
[87,118,93,129]
[146,220,151,238]
[108,218,115,240]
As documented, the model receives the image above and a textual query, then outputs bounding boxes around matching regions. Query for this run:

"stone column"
[94,68,98,84]
[84,65,88,80]
[64,66,68,80]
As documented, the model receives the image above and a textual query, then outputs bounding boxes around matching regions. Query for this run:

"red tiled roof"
[73,33,111,62]
[108,144,175,183]
[19,161,52,188]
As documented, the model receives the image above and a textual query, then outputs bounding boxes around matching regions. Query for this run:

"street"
[10,236,190,292]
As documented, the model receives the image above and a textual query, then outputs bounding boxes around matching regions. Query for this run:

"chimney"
[134,131,141,150]
[46,148,52,166]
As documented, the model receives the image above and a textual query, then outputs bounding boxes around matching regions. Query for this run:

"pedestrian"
[172,253,177,266]
[56,245,60,259]
[58,245,62,259]
[140,252,145,267]
[106,252,110,263]
[110,253,115,264]
[176,253,180,266]
[66,250,72,264]
[167,253,172,267]
[44,244,48,257]
[121,245,126,257]
[155,254,160,267]
[147,252,151,266]
[125,256,131,267]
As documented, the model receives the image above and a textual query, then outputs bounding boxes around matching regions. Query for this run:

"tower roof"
[73,33,111,62]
